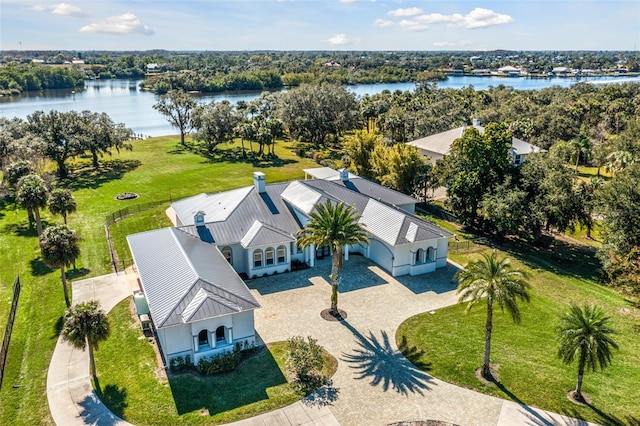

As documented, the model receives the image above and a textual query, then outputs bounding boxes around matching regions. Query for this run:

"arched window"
[253,249,263,268]
[265,247,275,266]
[198,329,209,347]
[415,249,424,264]
[221,246,232,264]
[427,247,434,262]
[277,245,286,263]
[215,326,226,342]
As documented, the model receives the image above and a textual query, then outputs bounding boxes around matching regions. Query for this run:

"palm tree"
[40,225,80,307]
[455,251,530,378]
[571,135,592,172]
[61,300,110,379]
[48,188,77,225]
[16,173,49,236]
[557,304,619,402]
[297,200,369,315]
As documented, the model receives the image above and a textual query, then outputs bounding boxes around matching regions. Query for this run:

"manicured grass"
[0,136,317,426]
[95,297,338,425]
[397,240,640,425]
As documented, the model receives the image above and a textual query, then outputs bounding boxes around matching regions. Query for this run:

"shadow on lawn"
[481,234,602,283]
[3,219,51,238]
[168,347,288,416]
[60,159,141,191]
[562,404,640,426]
[30,257,53,276]
[90,377,128,419]
[340,321,434,396]
[196,147,297,168]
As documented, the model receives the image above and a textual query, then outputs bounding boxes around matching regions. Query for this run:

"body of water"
[1,75,638,137]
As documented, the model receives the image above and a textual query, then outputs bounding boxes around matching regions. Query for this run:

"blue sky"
[1,1,639,51]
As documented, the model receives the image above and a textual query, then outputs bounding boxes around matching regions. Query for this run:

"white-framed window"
[221,246,232,264]
[265,247,275,266]
[253,249,263,268]
[277,245,286,263]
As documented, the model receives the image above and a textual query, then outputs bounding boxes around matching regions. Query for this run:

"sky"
[1,0,639,52]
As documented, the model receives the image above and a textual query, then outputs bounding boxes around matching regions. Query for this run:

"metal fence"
[105,199,171,272]
[0,276,20,390]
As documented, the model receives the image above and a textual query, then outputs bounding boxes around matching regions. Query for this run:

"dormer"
[194,211,206,227]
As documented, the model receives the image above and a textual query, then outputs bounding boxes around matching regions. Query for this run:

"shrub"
[196,347,242,376]
[286,335,325,391]
[169,354,193,372]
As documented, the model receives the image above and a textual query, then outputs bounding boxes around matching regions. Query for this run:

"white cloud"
[31,3,87,17]
[385,7,513,32]
[373,19,394,28]
[325,33,353,45]
[388,7,423,17]
[449,8,513,29]
[51,3,87,17]
[414,13,451,25]
[399,19,428,32]
[79,13,155,35]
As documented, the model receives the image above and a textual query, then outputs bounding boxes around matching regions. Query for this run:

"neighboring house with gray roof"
[407,119,545,166]
[127,227,260,365]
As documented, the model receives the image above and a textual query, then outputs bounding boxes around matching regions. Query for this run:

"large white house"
[407,119,545,165]
[127,168,451,365]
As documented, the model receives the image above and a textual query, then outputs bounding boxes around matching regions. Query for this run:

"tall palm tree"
[16,173,49,236]
[40,225,80,307]
[48,188,77,225]
[557,304,618,402]
[62,300,110,380]
[455,251,530,378]
[297,200,369,315]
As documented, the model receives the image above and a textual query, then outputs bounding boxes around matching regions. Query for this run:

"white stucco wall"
[246,243,291,278]
[436,237,449,268]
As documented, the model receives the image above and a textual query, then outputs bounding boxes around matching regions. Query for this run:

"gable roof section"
[359,199,406,245]
[127,227,259,328]
[329,177,417,207]
[172,186,253,226]
[511,136,546,155]
[240,220,295,248]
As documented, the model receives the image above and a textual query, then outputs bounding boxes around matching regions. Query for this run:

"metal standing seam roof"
[127,227,259,329]
[171,186,253,226]
[172,175,450,251]
[240,220,296,248]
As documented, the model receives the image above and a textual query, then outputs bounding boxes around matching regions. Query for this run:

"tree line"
[0,64,85,95]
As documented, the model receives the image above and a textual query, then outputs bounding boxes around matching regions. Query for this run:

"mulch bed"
[320,308,347,322]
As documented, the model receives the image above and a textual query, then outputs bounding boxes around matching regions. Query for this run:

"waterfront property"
[127,167,451,364]
[407,118,545,165]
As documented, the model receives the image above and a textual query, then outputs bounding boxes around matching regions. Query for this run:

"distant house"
[146,63,161,73]
[406,119,545,166]
[552,67,570,76]
[128,168,451,364]
[497,65,522,77]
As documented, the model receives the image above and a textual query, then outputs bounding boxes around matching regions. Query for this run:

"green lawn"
[397,238,640,425]
[95,298,338,425]
[0,136,317,425]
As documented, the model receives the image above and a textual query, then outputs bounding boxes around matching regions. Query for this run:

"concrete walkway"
[46,260,597,426]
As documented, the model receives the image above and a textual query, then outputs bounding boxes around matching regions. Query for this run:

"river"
[1,76,638,137]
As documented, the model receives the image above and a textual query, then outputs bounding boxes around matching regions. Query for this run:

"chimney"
[472,118,481,127]
[253,172,266,193]
[339,168,349,182]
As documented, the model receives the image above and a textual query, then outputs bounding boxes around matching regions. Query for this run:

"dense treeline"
[0,64,84,95]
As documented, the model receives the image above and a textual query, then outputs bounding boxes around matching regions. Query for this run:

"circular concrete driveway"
[247,256,597,426]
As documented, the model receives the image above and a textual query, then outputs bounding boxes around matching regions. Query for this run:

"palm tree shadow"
[562,404,640,426]
[30,257,53,276]
[92,377,128,419]
[339,321,434,396]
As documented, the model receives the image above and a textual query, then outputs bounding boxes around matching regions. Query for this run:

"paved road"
[46,259,597,426]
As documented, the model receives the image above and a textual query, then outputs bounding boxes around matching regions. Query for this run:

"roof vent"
[339,168,349,182]
[194,210,206,227]
[253,172,266,193]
